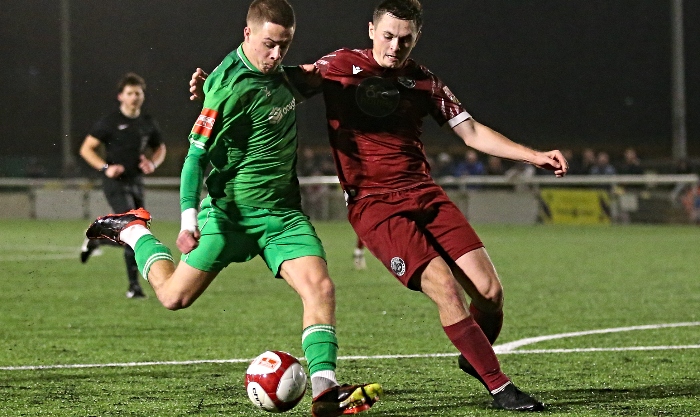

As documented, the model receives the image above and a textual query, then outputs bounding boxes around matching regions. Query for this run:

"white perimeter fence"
[0,174,698,225]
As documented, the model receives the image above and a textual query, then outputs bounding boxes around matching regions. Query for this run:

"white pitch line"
[0,358,253,371]
[3,345,700,371]
[0,245,75,251]
[494,321,700,353]
[0,245,86,262]
[1,322,698,371]
[503,345,700,354]
[0,254,79,262]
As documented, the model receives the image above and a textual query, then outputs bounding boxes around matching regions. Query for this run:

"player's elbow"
[78,143,92,160]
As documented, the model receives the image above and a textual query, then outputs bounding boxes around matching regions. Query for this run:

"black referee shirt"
[89,110,163,179]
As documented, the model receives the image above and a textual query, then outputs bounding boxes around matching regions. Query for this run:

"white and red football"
[245,350,307,413]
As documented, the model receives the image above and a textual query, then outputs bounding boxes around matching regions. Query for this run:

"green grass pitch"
[0,219,698,416]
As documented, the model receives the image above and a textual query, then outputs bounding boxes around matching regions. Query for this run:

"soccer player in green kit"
[85,1,381,415]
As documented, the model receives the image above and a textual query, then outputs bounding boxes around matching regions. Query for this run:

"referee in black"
[79,72,166,299]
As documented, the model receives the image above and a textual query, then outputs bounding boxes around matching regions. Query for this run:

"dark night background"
[0,0,698,176]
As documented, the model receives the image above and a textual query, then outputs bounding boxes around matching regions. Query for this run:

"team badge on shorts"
[390,257,406,277]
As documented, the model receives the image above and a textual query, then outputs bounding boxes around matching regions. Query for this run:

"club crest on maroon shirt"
[355,77,400,117]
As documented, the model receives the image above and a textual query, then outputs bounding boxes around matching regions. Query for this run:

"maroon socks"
[468,303,503,344]
[443,316,510,391]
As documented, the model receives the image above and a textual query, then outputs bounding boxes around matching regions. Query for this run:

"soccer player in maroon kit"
[191,0,567,411]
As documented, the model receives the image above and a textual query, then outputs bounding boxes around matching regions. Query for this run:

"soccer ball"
[245,350,307,413]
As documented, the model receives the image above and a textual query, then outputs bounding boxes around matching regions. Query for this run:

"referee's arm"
[79,135,107,171]
[140,143,167,174]
[150,143,167,169]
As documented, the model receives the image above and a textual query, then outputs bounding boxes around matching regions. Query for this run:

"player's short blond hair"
[247,0,295,29]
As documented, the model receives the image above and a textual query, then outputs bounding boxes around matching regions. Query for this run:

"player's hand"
[138,155,157,174]
[176,229,200,254]
[105,164,125,179]
[189,68,209,101]
[532,150,569,178]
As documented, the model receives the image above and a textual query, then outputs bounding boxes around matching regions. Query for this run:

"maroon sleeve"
[421,65,471,128]
[314,50,336,77]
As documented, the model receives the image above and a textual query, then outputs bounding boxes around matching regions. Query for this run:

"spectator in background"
[78,72,166,299]
[486,156,505,175]
[677,159,699,223]
[618,147,644,175]
[453,150,486,190]
[432,152,454,178]
[297,146,335,177]
[675,157,694,175]
[297,146,320,177]
[300,165,330,220]
[590,151,616,175]
[25,157,48,178]
[560,149,580,175]
[579,147,596,175]
[298,147,332,220]
[681,184,700,224]
[453,149,486,177]
[504,162,536,192]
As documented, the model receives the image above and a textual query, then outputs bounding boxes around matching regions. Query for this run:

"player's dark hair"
[247,0,295,29]
[373,0,423,31]
[117,72,146,93]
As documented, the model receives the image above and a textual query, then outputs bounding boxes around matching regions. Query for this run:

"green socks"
[133,234,174,280]
[302,324,338,374]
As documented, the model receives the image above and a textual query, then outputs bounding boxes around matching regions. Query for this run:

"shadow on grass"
[374,383,700,416]
[541,383,700,412]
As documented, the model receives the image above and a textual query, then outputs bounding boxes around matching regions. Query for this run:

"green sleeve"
[180,143,209,212]
[181,81,230,212]
[283,65,322,100]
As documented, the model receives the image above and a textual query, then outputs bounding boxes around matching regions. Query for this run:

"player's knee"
[477,283,504,311]
[161,298,186,311]
[160,293,196,311]
[487,289,504,310]
[311,276,335,301]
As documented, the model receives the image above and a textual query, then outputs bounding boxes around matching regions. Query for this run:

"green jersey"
[182,44,307,211]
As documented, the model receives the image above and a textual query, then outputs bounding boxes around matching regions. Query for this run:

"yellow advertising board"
[539,188,611,224]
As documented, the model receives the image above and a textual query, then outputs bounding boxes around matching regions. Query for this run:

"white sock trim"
[490,381,512,395]
[311,370,338,385]
[142,253,174,280]
[301,324,336,343]
[119,225,152,249]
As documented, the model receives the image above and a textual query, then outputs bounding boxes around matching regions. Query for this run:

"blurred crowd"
[296,146,698,179]
[3,146,697,179]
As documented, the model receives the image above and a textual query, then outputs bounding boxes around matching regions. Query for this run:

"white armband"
[180,208,198,232]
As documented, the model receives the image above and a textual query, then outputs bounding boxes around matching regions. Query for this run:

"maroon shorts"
[348,183,483,290]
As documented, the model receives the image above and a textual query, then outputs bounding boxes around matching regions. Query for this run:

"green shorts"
[182,196,326,276]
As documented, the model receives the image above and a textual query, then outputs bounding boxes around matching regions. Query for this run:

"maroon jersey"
[314,48,470,200]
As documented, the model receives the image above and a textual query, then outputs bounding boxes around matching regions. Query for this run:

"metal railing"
[0,174,697,223]
[2,173,696,188]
